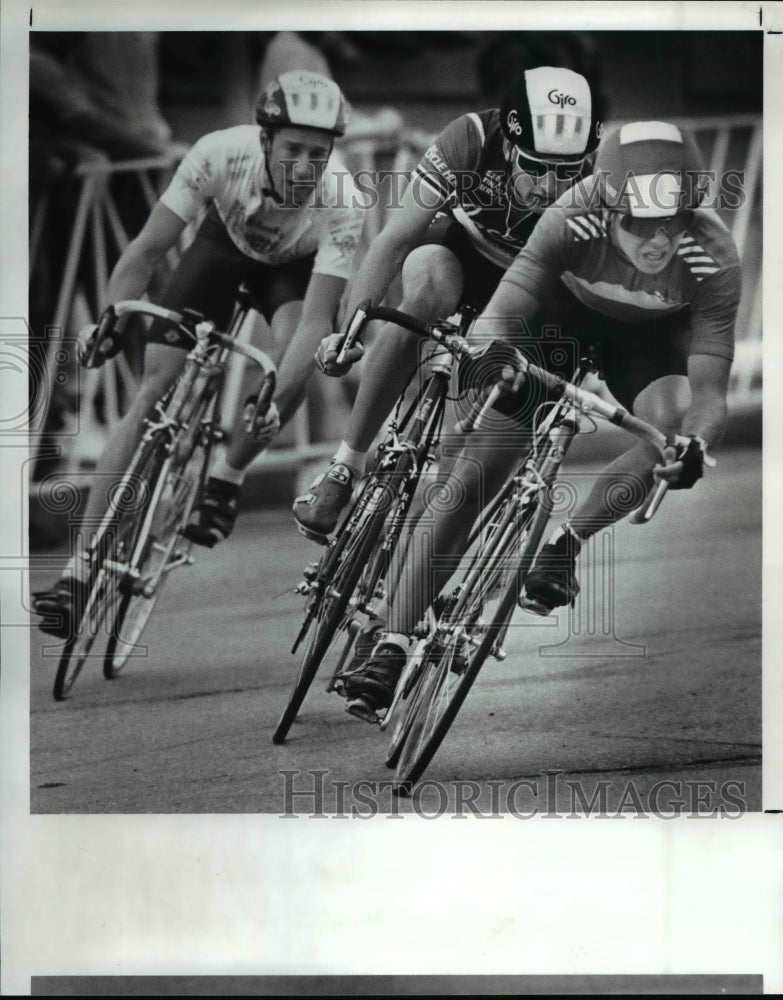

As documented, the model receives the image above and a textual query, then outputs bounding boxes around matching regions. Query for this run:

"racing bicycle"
[381,321,670,792]
[46,292,275,701]
[272,300,513,743]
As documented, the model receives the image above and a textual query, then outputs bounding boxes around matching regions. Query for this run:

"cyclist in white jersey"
[33,72,368,637]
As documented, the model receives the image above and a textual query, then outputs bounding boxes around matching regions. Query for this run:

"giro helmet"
[594,121,707,233]
[500,66,602,169]
[255,70,350,137]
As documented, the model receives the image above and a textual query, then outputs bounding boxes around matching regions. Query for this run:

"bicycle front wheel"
[52,566,122,701]
[389,476,545,789]
[52,438,165,700]
[272,494,389,744]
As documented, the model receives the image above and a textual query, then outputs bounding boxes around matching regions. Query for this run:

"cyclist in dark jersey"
[293,65,604,543]
[342,120,742,722]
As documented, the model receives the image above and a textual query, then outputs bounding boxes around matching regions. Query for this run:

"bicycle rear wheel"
[103,438,208,678]
[103,380,219,678]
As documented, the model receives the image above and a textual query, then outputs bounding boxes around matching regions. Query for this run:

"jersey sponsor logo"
[424,144,457,184]
[548,89,577,108]
[506,110,524,137]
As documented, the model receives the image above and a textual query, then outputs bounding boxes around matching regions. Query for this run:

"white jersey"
[160,125,368,278]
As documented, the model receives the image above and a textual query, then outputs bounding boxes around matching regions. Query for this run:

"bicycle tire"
[52,566,118,701]
[52,436,164,700]
[276,368,451,740]
[272,495,389,744]
[103,382,220,678]
[391,473,554,791]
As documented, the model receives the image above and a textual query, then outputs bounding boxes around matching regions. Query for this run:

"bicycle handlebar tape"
[336,299,372,366]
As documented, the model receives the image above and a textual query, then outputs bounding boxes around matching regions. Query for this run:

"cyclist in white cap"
[294,65,604,543]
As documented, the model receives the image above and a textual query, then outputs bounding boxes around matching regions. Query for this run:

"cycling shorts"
[491,285,691,423]
[414,214,507,313]
[147,205,315,349]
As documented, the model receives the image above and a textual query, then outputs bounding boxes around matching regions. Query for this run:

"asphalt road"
[30,447,762,816]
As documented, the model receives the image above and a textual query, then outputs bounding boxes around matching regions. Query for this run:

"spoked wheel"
[103,439,206,679]
[383,638,430,769]
[51,441,166,701]
[391,580,519,794]
[387,476,547,792]
[272,498,388,745]
[52,566,124,701]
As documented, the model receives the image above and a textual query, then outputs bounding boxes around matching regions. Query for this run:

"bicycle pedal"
[295,522,330,546]
[345,696,382,725]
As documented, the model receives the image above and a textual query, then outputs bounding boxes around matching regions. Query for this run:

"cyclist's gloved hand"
[77,319,122,368]
[243,397,280,446]
[654,435,716,489]
[315,332,365,377]
[458,340,525,397]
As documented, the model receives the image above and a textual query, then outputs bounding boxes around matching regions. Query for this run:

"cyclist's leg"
[389,426,522,635]
[293,243,464,537]
[221,251,322,474]
[193,258,316,541]
[524,320,691,613]
[343,417,522,713]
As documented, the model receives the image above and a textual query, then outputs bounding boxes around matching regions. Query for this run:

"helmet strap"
[260,129,285,205]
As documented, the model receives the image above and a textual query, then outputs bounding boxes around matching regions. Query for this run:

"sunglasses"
[617,210,694,239]
[510,147,588,183]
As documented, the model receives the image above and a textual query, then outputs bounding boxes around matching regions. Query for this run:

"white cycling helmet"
[255,70,350,137]
[500,66,603,168]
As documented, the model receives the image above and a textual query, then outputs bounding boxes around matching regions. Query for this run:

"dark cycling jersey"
[413,109,589,270]
[498,176,742,361]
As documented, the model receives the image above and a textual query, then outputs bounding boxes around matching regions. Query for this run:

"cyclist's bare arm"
[275,272,347,418]
[104,202,187,306]
[342,175,447,321]
[681,353,732,446]
[653,352,730,487]
[318,178,447,376]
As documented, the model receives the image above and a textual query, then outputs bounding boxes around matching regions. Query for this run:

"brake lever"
[82,307,118,369]
[454,383,504,434]
[247,370,277,422]
[335,299,372,367]
[629,479,669,524]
